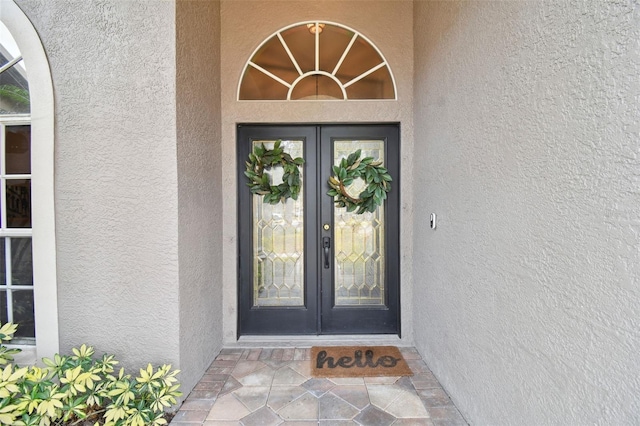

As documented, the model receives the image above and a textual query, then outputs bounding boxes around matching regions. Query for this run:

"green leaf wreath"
[327,149,392,214]
[244,140,305,204]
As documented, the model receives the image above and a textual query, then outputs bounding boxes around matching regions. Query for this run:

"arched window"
[238,21,396,101]
[1,0,58,359]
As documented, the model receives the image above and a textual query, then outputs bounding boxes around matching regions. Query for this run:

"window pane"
[0,290,6,324]
[319,24,355,73]
[252,37,299,85]
[0,61,30,115]
[1,21,22,65]
[6,179,31,228]
[12,290,34,338]
[335,37,383,85]
[239,66,289,100]
[11,238,32,285]
[290,75,344,100]
[5,125,31,174]
[281,25,315,73]
[0,238,4,286]
[345,66,395,100]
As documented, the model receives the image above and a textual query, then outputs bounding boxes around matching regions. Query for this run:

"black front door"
[237,124,400,335]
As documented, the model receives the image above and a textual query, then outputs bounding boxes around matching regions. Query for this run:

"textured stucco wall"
[176,0,223,394]
[220,0,414,342]
[17,0,181,367]
[413,1,640,424]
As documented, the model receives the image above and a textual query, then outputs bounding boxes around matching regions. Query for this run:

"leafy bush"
[0,322,21,365]
[0,322,181,426]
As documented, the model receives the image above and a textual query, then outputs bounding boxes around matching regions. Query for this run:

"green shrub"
[0,322,21,365]
[0,322,182,426]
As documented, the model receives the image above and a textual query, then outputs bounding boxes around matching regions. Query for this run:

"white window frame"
[1,0,58,359]
[0,116,34,342]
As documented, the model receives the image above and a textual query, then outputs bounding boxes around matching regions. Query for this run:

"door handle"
[322,237,331,269]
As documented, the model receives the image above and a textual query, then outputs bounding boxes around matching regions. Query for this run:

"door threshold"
[229,334,410,348]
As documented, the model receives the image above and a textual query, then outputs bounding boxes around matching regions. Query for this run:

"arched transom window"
[238,21,396,101]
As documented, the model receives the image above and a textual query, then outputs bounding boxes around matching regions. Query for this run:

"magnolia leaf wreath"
[244,140,305,204]
[327,149,392,214]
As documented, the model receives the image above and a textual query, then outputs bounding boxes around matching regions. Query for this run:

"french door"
[237,124,400,335]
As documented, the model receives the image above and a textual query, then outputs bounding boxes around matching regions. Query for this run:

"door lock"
[323,223,330,231]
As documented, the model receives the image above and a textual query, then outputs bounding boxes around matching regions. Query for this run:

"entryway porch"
[169,346,467,425]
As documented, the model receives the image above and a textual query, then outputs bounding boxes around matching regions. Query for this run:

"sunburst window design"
[238,22,396,101]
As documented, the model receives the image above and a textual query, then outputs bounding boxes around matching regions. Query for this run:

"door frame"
[237,123,401,336]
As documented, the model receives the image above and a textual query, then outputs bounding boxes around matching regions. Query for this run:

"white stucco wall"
[176,0,223,394]
[220,0,414,342]
[17,0,181,367]
[413,1,640,424]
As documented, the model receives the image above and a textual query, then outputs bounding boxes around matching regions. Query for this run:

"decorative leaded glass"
[253,140,305,306]
[333,140,385,306]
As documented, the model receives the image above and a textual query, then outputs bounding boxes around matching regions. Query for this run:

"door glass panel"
[333,140,385,306]
[253,140,305,307]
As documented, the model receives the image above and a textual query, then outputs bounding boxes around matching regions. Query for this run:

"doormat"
[311,346,413,378]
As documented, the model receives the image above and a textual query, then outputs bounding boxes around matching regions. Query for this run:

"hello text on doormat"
[310,346,413,378]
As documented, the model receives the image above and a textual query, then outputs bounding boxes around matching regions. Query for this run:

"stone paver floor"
[170,347,467,426]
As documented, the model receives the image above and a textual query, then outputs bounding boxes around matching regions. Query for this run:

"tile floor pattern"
[170,347,467,426]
